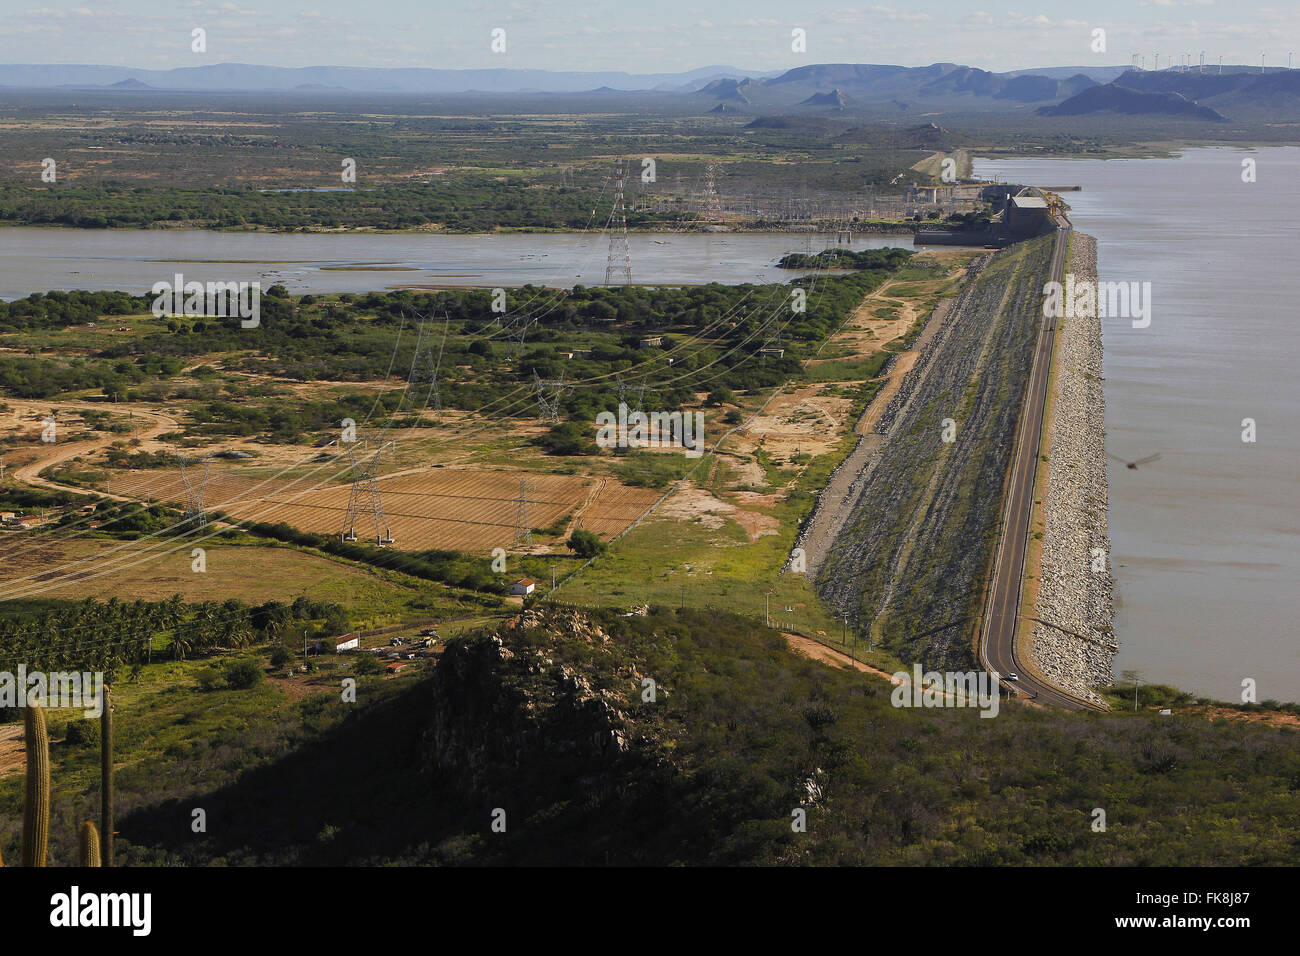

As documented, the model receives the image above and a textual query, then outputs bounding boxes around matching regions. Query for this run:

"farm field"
[103,465,661,552]
[0,535,466,623]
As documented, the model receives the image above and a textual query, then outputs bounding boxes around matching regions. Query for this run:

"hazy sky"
[0,0,1294,73]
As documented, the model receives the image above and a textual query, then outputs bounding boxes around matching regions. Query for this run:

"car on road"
[1006,673,1019,682]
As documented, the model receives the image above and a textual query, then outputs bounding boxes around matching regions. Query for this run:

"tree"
[567,529,607,559]
[224,659,264,689]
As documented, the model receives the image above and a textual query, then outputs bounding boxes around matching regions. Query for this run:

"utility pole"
[765,592,771,628]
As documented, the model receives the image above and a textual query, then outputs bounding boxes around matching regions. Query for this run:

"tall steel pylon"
[341,440,394,546]
[177,455,211,531]
[615,371,653,411]
[762,309,782,351]
[504,314,534,359]
[532,370,569,422]
[699,163,723,223]
[634,372,653,410]
[405,317,442,414]
[605,158,632,285]
[513,478,537,548]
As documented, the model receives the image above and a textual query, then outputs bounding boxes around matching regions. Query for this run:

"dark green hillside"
[105,607,1300,866]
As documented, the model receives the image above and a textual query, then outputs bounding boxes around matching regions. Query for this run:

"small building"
[510,579,536,596]
[79,504,97,515]
[1005,195,1050,239]
[0,512,15,523]
[639,336,663,349]
[385,661,410,675]
[334,633,360,653]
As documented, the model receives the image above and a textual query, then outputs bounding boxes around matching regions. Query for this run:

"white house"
[510,579,536,596]
[335,633,360,653]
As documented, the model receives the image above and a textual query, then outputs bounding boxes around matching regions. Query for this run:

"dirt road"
[5,399,178,501]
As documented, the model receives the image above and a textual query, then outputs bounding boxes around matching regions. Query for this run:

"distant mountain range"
[0,62,774,93]
[1041,69,1300,120]
[0,61,1123,98]
[1,61,1291,120]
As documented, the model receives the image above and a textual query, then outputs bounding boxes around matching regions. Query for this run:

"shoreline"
[0,222,923,237]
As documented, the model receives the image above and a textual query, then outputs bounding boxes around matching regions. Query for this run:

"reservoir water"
[976,147,1300,703]
[0,228,906,299]
[4,156,1295,703]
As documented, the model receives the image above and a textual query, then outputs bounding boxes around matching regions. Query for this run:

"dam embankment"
[1028,233,1116,701]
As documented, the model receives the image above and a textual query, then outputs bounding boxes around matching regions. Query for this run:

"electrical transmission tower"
[405,318,442,414]
[513,478,537,548]
[605,158,632,285]
[761,310,782,353]
[699,163,723,224]
[177,455,212,531]
[635,372,653,411]
[615,371,650,410]
[341,440,394,546]
[532,370,569,422]
[503,314,534,359]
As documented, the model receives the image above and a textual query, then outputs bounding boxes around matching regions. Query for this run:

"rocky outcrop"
[418,609,639,797]
[1029,233,1117,703]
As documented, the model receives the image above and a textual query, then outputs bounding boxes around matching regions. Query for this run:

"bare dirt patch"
[730,384,851,465]
[783,632,898,682]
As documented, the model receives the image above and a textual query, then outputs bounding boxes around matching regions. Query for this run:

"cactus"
[78,822,101,867]
[101,684,114,867]
[22,704,50,867]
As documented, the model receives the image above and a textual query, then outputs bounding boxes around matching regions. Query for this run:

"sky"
[0,0,1295,74]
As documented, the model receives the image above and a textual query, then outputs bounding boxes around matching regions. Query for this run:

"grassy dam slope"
[815,235,1054,670]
